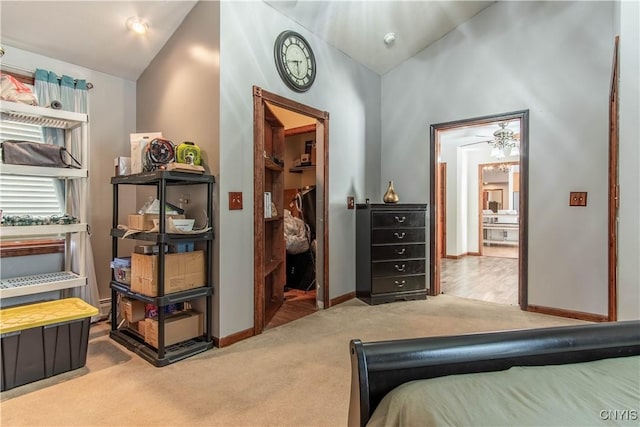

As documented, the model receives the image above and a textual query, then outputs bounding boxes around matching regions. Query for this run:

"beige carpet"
[0,295,587,426]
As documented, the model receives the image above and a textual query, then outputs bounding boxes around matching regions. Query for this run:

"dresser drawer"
[372,275,426,294]
[372,259,426,277]
[372,211,425,228]
[371,244,425,261]
[371,228,425,244]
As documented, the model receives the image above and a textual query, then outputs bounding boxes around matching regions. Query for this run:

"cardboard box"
[128,214,185,231]
[144,310,203,348]
[131,251,205,296]
[120,297,146,323]
[129,320,146,335]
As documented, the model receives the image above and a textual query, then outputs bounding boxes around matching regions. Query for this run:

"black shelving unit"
[109,170,215,366]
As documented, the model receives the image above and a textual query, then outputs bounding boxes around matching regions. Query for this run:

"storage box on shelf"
[131,250,205,296]
[0,101,89,300]
[144,310,203,348]
[109,170,215,366]
[128,213,186,231]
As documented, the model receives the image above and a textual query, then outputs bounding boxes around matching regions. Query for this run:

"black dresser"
[356,203,428,305]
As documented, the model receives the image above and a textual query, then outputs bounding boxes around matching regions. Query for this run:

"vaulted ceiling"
[0,1,494,80]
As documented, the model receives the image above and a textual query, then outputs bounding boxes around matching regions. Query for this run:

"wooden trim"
[478,163,484,256]
[527,305,607,323]
[608,36,620,321]
[285,124,316,137]
[253,86,330,331]
[0,239,64,258]
[330,291,355,307]
[322,117,330,310]
[439,163,447,261]
[214,327,255,348]
[429,127,439,296]
[256,87,327,119]
[253,88,266,335]
[519,111,530,310]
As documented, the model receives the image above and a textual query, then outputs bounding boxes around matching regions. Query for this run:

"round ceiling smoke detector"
[383,32,396,46]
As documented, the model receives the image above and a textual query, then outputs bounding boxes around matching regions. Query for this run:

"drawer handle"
[394,216,406,223]
[394,280,406,288]
[394,264,406,272]
[395,248,406,255]
[394,232,406,239]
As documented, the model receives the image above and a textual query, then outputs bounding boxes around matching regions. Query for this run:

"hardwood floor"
[440,253,518,306]
[265,289,317,329]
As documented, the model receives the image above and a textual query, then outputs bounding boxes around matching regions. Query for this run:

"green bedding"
[368,356,640,427]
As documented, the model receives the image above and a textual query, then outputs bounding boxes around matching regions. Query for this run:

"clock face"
[274,31,316,92]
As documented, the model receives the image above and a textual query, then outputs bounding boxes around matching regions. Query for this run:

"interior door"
[263,104,285,327]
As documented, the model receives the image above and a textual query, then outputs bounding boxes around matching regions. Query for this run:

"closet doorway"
[430,110,529,309]
[253,87,329,334]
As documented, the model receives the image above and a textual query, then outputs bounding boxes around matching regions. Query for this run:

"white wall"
[1,46,137,302]
[219,1,381,336]
[617,0,640,320]
[382,1,616,316]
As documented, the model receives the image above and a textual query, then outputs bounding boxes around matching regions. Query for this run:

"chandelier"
[489,122,519,159]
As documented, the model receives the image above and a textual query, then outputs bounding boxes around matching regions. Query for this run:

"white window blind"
[0,120,64,217]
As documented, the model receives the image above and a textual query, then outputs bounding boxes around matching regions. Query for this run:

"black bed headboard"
[349,320,640,427]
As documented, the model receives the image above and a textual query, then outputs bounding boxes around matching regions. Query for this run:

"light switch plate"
[229,192,243,210]
[347,196,355,210]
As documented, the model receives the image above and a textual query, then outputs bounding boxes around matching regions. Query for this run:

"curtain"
[34,69,63,146]
[36,69,100,318]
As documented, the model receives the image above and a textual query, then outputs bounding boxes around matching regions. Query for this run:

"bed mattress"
[367,355,640,427]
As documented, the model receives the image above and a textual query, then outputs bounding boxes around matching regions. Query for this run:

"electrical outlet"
[229,192,243,210]
[569,192,587,207]
[347,196,355,210]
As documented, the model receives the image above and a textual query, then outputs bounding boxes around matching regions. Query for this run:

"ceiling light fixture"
[126,17,149,35]
[383,32,396,46]
[489,122,519,159]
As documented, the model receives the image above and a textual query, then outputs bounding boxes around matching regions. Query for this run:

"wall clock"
[274,30,316,93]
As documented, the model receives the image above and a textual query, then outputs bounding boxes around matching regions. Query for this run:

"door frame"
[607,36,619,321]
[429,110,529,309]
[253,86,330,334]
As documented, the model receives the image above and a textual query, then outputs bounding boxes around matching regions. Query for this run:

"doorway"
[430,111,529,309]
[253,87,330,334]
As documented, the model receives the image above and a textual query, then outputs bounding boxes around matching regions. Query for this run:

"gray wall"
[381,1,617,316]
[218,1,381,336]
[136,1,221,332]
[136,0,377,338]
